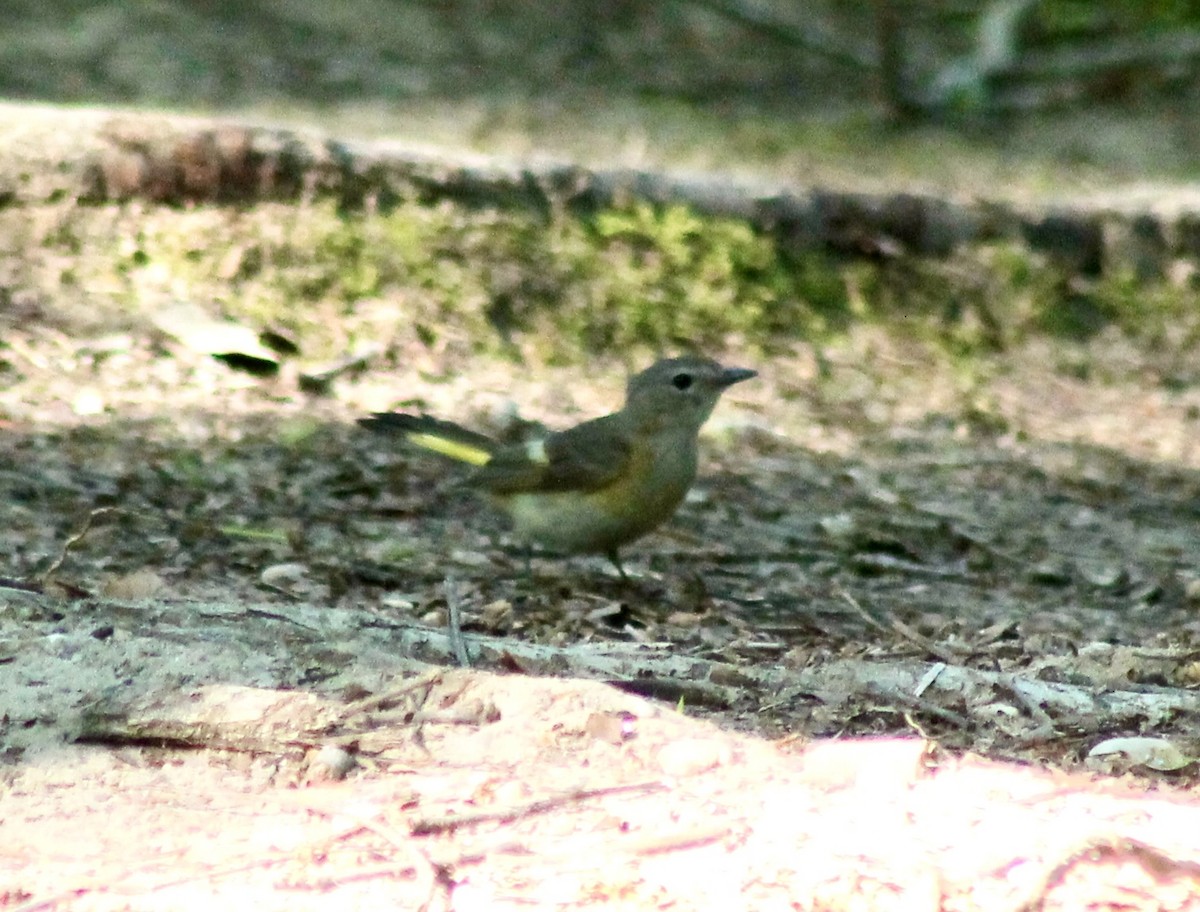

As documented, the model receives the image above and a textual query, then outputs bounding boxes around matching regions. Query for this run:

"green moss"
[1089,269,1200,371]
[83,197,857,359]
[18,190,1200,374]
[549,203,847,352]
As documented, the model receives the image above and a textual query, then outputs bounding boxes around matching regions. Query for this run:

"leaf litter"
[6,323,1200,909]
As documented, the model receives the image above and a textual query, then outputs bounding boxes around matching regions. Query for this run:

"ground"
[6,306,1200,908]
[5,6,1200,898]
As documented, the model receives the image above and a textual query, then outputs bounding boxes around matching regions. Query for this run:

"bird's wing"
[358,413,498,466]
[470,414,633,495]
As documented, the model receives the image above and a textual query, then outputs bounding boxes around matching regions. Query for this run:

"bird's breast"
[502,430,698,554]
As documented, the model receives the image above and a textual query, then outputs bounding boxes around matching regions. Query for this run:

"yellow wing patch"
[407,432,493,466]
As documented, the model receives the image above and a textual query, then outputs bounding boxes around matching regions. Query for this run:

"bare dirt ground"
[6,317,1200,909]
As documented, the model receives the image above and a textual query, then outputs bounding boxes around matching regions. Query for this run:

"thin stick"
[837,585,962,665]
[39,507,116,582]
[335,671,442,722]
[0,577,45,594]
[864,681,972,729]
[444,576,471,668]
[410,781,666,836]
[629,826,732,856]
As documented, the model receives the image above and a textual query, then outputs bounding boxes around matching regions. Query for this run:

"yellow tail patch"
[407,432,493,466]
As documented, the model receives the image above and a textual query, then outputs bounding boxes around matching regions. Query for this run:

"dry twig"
[38,507,117,583]
[837,585,963,665]
[445,576,471,668]
[410,781,666,836]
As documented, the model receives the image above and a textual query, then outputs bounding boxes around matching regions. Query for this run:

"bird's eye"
[672,372,693,391]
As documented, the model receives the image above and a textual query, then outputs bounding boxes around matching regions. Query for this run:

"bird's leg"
[606,549,629,581]
[523,543,534,578]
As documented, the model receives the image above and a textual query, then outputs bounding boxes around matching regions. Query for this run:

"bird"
[358,355,756,577]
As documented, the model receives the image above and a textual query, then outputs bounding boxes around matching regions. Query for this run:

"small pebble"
[307,744,357,782]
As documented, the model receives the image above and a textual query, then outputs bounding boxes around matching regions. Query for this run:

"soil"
[6,317,1200,909]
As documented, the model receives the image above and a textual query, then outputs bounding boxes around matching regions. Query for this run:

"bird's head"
[623,356,756,431]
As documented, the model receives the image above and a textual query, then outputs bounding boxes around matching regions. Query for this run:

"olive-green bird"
[359,356,756,576]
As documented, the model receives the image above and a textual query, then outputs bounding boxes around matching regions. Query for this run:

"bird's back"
[499,419,698,554]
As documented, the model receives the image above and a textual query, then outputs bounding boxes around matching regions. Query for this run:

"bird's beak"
[718,367,757,387]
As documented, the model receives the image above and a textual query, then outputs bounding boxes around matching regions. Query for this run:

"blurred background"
[5,0,1200,189]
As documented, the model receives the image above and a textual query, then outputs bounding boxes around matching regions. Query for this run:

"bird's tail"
[357,413,496,466]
